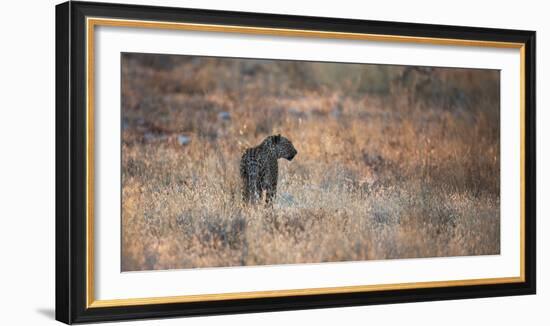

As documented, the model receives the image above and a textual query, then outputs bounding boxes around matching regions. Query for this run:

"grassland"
[121,54,500,271]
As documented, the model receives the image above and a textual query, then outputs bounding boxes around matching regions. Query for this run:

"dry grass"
[121,54,500,271]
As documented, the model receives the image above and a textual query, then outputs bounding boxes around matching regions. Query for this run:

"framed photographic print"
[55,1,536,324]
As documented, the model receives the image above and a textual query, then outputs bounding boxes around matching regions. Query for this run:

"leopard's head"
[268,134,297,161]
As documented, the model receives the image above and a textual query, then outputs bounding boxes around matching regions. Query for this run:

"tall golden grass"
[121,54,500,271]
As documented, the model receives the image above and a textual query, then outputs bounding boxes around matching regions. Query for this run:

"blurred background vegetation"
[123,52,499,109]
[121,53,500,271]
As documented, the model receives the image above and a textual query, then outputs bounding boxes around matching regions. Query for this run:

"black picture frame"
[56,1,536,324]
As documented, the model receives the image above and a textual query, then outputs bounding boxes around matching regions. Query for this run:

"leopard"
[240,134,297,205]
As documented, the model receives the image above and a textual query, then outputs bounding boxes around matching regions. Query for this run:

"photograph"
[120,53,501,272]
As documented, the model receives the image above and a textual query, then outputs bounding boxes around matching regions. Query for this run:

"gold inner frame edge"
[85,17,527,309]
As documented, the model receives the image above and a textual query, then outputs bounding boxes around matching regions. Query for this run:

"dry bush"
[121,53,500,271]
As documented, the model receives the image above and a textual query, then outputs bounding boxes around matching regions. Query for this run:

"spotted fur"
[240,135,297,205]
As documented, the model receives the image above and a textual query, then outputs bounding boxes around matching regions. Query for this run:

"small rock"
[331,108,342,118]
[331,103,343,118]
[177,135,191,145]
[278,192,296,206]
[122,119,129,131]
[218,111,231,121]
[143,132,155,142]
